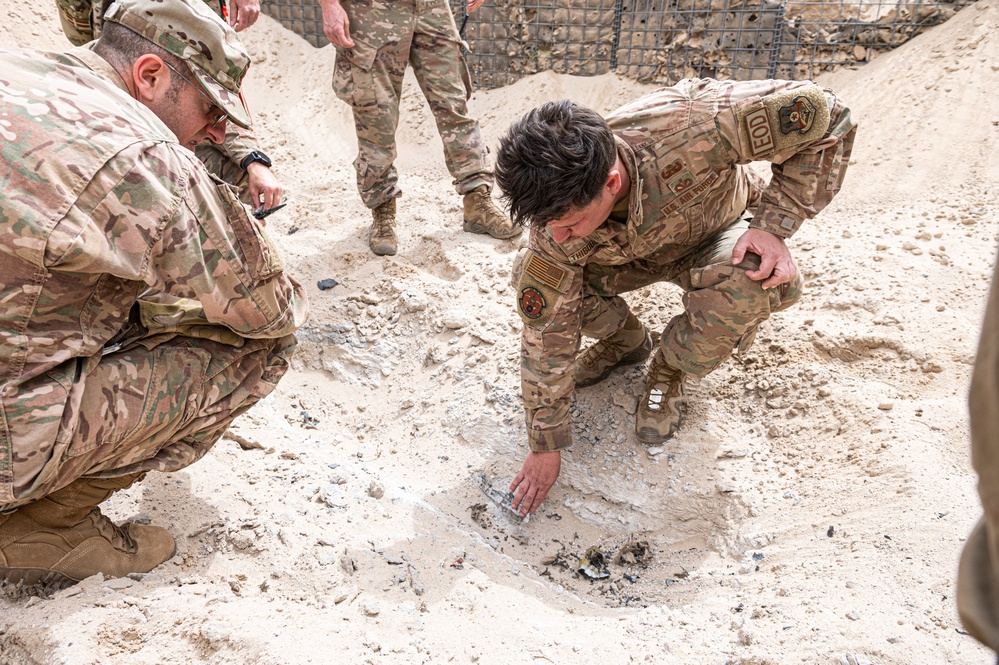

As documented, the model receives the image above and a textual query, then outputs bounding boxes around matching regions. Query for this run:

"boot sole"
[636,424,680,446]
[1,567,80,589]
[575,333,653,388]
[463,219,523,240]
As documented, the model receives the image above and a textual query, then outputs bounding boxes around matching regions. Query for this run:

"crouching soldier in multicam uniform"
[496,79,857,517]
[0,0,309,586]
[54,0,284,216]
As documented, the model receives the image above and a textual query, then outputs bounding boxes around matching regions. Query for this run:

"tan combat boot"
[0,474,176,587]
[575,313,653,387]
[462,186,522,240]
[635,349,687,445]
[369,199,398,256]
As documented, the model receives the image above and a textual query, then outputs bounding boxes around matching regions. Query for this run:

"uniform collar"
[64,45,131,95]
[614,135,660,257]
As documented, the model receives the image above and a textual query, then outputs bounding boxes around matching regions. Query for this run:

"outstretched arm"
[509,451,561,517]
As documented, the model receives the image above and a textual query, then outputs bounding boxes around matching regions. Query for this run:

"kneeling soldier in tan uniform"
[495,80,857,517]
[0,0,308,585]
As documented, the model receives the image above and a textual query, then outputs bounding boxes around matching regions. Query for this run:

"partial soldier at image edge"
[0,0,308,586]
[958,244,999,657]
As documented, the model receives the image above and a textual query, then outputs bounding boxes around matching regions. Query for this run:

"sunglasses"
[164,62,227,128]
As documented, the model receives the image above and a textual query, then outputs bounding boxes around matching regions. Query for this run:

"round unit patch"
[519,286,546,319]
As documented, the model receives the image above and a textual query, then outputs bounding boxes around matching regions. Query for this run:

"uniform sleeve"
[515,238,585,453]
[715,79,857,238]
[142,145,308,338]
[218,122,258,173]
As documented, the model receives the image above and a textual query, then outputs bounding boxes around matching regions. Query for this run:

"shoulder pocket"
[513,250,571,331]
[210,177,284,282]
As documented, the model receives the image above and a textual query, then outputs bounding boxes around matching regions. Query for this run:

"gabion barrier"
[261,0,974,88]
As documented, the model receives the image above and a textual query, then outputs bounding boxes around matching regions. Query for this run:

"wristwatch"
[241,150,272,171]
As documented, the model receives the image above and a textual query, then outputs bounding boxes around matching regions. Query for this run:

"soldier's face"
[153,68,228,150]
[547,186,616,244]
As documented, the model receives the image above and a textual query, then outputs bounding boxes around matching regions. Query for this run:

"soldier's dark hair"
[94,22,187,98]
[495,100,617,229]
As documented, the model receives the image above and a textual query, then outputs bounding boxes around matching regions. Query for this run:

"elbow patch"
[739,84,830,160]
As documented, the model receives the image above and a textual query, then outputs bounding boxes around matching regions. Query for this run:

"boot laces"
[581,335,633,371]
[371,206,395,240]
[88,508,137,553]
[644,357,682,411]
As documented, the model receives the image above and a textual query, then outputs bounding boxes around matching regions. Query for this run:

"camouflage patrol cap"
[103,0,252,129]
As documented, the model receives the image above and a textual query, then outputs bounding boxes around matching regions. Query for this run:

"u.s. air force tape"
[739,84,830,160]
[515,251,568,329]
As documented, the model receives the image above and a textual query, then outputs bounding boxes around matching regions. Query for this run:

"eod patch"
[738,84,830,160]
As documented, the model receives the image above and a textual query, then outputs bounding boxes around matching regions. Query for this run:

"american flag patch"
[525,254,566,290]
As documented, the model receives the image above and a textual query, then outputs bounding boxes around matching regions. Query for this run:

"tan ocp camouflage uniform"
[0,45,309,511]
[514,78,857,452]
[958,245,999,654]
[331,0,492,208]
[54,0,265,200]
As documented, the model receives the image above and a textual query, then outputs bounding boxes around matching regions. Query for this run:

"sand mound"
[1,3,997,663]
[820,0,999,201]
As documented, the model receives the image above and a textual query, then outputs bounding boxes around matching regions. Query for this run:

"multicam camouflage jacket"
[0,47,308,503]
[517,78,857,452]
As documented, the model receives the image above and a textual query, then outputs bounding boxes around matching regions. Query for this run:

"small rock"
[846,611,861,621]
[877,402,894,411]
[317,278,339,291]
[442,312,470,329]
[320,484,348,509]
[361,601,381,616]
[367,481,385,499]
[612,392,639,415]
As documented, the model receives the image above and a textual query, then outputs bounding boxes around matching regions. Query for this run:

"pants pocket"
[332,39,380,107]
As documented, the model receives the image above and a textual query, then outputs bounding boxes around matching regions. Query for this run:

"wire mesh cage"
[260,0,974,88]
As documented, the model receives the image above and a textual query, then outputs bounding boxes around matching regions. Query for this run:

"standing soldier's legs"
[332,31,412,254]
[409,0,519,239]
[636,218,803,443]
[0,333,296,584]
[332,39,410,210]
[409,0,490,194]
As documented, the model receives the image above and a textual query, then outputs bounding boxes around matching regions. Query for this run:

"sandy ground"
[2,1,999,663]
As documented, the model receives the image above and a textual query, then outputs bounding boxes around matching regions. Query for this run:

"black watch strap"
[241,150,272,170]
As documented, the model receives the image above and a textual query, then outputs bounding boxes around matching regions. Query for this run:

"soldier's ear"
[606,167,623,196]
[130,54,172,105]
